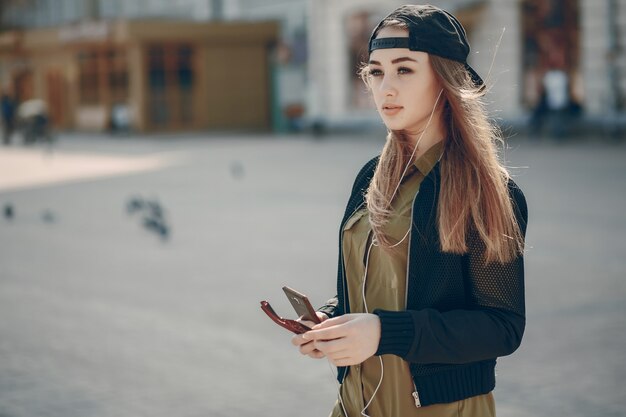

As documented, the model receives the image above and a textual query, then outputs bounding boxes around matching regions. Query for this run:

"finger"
[308,349,326,359]
[299,341,317,355]
[325,350,352,363]
[316,312,329,322]
[314,338,348,354]
[303,316,352,341]
[303,323,348,342]
[291,334,307,347]
[297,319,316,328]
[310,315,351,331]
[298,338,326,358]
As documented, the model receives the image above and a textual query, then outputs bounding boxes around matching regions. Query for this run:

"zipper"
[406,190,421,408]
[406,170,437,408]
[412,388,422,408]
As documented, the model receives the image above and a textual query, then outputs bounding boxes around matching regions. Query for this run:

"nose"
[379,74,397,97]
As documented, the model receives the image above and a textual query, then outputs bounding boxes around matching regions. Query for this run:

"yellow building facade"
[0,19,279,132]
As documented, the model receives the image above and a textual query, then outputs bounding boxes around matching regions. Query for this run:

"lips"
[382,103,403,115]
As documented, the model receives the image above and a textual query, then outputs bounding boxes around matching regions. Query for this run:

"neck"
[405,116,446,160]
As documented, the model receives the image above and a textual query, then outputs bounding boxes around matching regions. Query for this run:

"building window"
[146,43,195,128]
[107,49,129,103]
[78,51,100,104]
[178,45,194,124]
[78,48,128,105]
[148,46,168,126]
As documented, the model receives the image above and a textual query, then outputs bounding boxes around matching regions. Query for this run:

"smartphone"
[260,301,311,334]
[282,286,322,324]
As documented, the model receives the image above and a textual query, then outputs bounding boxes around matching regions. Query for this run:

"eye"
[398,67,413,75]
[368,68,383,77]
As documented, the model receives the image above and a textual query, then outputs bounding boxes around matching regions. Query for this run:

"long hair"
[360,22,524,265]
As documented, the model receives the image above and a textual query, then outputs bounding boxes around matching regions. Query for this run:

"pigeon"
[157,223,169,239]
[142,216,169,240]
[145,199,164,219]
[127,194,171,241]
[126,196,144,214]
[3,204,14,220]
[230,161,245,179]
[41,210,56,223]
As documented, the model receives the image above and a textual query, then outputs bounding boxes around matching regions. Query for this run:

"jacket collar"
[413,140,444,177]
[425,159,442,183]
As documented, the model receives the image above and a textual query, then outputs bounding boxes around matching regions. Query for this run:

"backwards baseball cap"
[368,4,484,88]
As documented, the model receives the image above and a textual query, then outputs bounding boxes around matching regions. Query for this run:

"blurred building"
[1,0,624,135]
[233,0,309,132]
[0,0,291,132]
[308,0,626,133]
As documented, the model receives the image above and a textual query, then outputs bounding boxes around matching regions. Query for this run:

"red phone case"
[260,301,311,334]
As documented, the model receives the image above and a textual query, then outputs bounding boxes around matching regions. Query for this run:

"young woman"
[292,5,528,417]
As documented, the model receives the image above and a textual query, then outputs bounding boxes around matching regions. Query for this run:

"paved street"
[0,132,625,417]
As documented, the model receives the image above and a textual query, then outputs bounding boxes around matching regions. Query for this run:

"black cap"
[368,4,484,87]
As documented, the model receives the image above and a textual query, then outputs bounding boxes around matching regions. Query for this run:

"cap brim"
[465,63,485,90]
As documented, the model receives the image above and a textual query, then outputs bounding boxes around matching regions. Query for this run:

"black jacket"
[317,156,528,407]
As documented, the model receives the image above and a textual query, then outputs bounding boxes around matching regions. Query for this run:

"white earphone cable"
[387,88,444,215]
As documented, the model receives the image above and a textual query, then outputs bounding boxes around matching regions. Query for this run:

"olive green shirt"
[329,140,495,416]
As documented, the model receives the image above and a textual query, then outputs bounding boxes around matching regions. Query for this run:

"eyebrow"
[368,57,418,65]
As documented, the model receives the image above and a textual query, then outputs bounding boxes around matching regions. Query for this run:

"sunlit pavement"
[0,132,624,417]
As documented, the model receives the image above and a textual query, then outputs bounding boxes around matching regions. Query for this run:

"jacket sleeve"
[317,296,339,319]
[373,181,528,364]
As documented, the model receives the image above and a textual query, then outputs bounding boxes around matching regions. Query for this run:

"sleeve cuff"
[316,305,335,319]
[373,309,415,357]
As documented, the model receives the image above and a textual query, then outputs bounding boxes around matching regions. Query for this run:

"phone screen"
[283,286,322,324]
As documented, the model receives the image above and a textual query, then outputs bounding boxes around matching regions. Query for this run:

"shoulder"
[357,156,379,179]
[506,178,527,211]
[506,177,528,231]
[350,156,379,194]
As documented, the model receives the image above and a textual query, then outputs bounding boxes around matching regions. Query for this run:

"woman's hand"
[291,312,329,359]
[301,313,381,367]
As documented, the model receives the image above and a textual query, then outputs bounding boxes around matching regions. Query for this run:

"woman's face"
[367,26,443,133]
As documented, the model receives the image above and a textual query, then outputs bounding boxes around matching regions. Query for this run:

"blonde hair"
[360,24,524,265]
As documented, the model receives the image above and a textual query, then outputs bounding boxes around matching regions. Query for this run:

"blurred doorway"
[13,70,34,103]
[45,69,67,128]
[146,44,195,131]
[204,44,271,130]
[345,10,377,110]
[521,0,582,109]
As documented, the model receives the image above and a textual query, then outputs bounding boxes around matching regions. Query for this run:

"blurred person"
[291,5,528,417]
[110,103,132,134]
[1,91,16,145]
[542,67,570,139]
[529,95,547,137]
[530,66,574,140]
[543,68,568,111]
[17,98,52,144]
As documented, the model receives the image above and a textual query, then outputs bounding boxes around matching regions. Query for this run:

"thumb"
[311,314,350,330]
